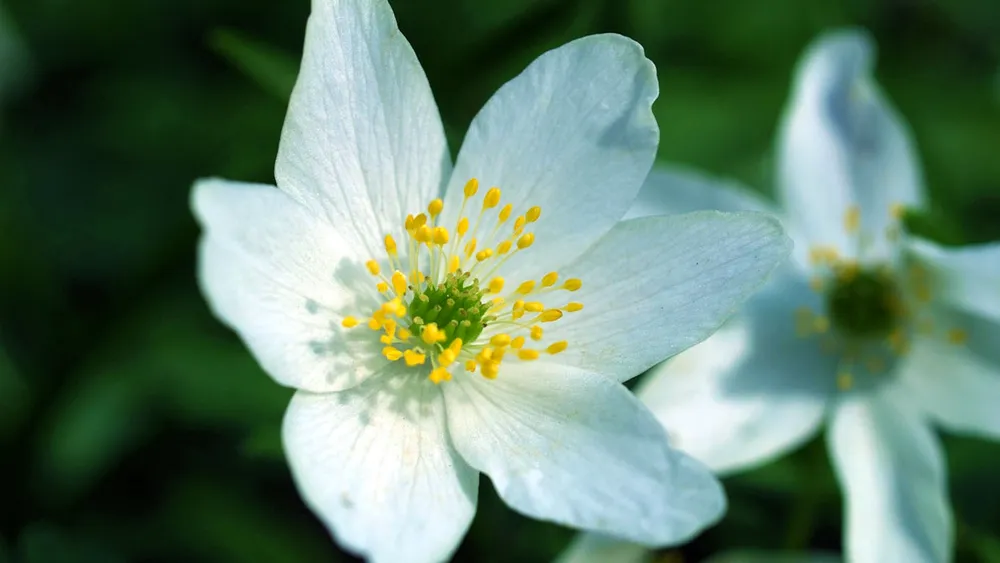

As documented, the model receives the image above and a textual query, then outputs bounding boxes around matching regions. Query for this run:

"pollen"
[844,205,861,234]
[338,178,581,384]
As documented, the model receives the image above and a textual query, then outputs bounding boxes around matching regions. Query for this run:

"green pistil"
[406,271,493,347]
[826,268,902,338]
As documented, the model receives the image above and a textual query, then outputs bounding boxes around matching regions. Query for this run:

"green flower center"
[825,267,902,338]
[406,271,493,348]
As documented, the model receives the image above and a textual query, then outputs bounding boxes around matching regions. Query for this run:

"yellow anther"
[546,341,568,355]
[523,301,544,313]
[391,270,407,295]
[365,260,381,276]
[947,329,968,345]
[341,316,359,328]
[563,279,582,291]
[516,280,536,294]
[511,336,525,349]
[794,307,815,337]
[465,360,477,372]
[480,361,500,379]
[499,203,513,222]
[432,226,450,245]
[412,213,427,230]
[513,216,526,234]
[844,205,861,233]
[490,334,511,347]
[404,214,415,231]
[477,347,493,363]
[565,302,584,312]
[428,198,444,217]
[530,325,543,341]
[403,350,426,367]
[448,255,460,274]
[476,248,493,262]
[809,246,839,265]
[516,232,535,249]
[449,338,463,354]
[457,217,469,237]
[429,367,451,384]
[464,178,479,198]
[836,372,854,390]
[483,187,501,209]
[526,206,541,223]
[377,282,389,293]
[488,277,505,294]
[539,309,563,322]
[813,316,830,334]
[890,202,905,219]
[464,239,477,258]
[439,349,457,367]
[382,346,403,361]
[416,224,432,244]
[398,328,412,341]
[517,349,540,361]
[496,240,512,255]
[541,272,558,287]
[512,309,525,320]
[490,297,505,309]
[368,316,383,330]
[421,323,446,345]
[384,234,397,254]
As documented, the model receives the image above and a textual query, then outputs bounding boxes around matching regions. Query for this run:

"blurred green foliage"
[1,0,998,561]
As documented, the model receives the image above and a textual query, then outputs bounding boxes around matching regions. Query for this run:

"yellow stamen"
[523,302,544,313]
[498,203,512,222]
[517,281,535,294]
[376,282,389,293]
[541,272,558,287]
[341,316,359,328]
[403,350,426,367]
[565,302,583,312]
[365,260,380,276]
[517,349,540,361]
[490,334,511,347]
[483,187,501,209]
[428,199,444,218]
[464,178,479,198]
[457,217,469,237]
[488,277,505,294]
[511,336,525,349]
[546,341,568,355]
[540,309,563,322]
[432,227,449,245]
[465,360,477,372]
[476,248,493,262]
[517,233,535,249]
[421,323,446,345]
[382,346,403,361]
[429,367,451,384]
[496,241,512,255]
[530,325,543,341]
[384,235,397,255]
[526,206,541,223]
[391,271,407,295]
[563,279,582,291]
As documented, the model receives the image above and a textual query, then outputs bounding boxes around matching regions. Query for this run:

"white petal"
[283,372,478,563]
[443,363,725,546]
[827,390,952,563]
[193,178,383,393]
[897,311,1000,440]
[275,0,450,257]
[442,34,659,282]
[625,165,777,219]
[638,274,833,474]
[555,534,651,563]
[777,29,924,263]
[907,238,1000,323]
[548,211,791,382]
[704,551,841,563]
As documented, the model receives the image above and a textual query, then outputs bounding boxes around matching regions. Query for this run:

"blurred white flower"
[191,0,792,561]
[562,28,1000,563]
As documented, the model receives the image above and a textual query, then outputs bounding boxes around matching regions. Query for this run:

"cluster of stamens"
[794,204,967,390]
[340,179,583,384]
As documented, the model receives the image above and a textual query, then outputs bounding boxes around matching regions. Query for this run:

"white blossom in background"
[190,0,792,561]
[560,28,1000,563]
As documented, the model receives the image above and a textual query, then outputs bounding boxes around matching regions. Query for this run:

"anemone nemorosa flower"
[561,29,1000,563]
[190,0,791,561]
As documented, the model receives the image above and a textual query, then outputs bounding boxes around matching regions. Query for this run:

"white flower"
[564,29,1000,563]
[190,0,791,561]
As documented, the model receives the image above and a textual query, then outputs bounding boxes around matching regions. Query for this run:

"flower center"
[825,265,902,338]
[340,178,583,384]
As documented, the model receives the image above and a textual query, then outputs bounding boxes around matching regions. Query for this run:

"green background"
[1,0,998,561]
